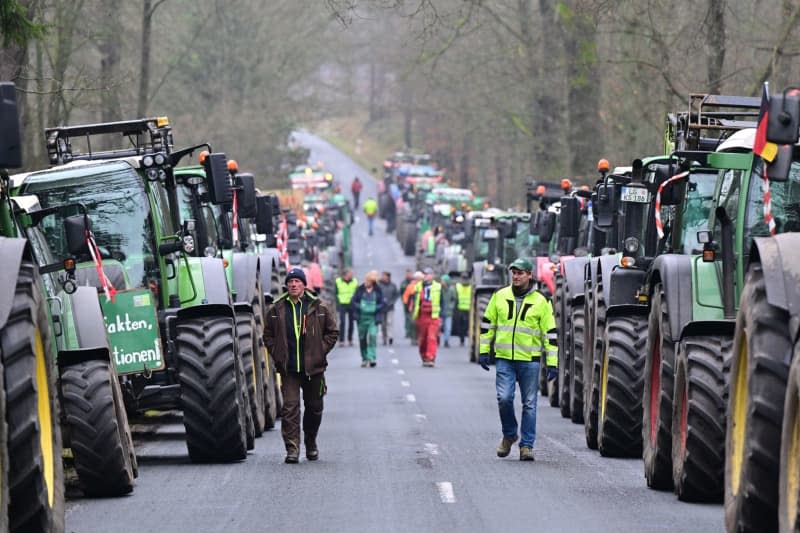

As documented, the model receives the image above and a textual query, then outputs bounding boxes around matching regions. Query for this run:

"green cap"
[508,258,533,271]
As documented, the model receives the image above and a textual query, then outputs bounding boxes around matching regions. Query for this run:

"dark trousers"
[452,309,469,342]
[338,306,354,342]
[280,371,326,450]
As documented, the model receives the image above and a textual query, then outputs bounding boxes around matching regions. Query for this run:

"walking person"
[403,271,423,345]
[363,196,378,236]
[351,177,363,208]
[453,271,472,347]
[399,269,415,341]
[335,268,358,347]
[479,258,558,461]
[263,268,339,463]
[414,267,444,367]
[377,271,399,345]
[440,274,456,348]
[351,271,385,367]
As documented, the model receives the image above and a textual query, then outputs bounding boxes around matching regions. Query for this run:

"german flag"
[754,82,778,162]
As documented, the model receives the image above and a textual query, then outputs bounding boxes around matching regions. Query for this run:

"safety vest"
[413,281,442,320]
[480,285,557,366]
[363,199,378,216]
[336,277,358,305]
[455,283,472,311]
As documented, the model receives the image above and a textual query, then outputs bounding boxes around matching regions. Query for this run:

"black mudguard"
[199,257,232,306]
[751,234,800,342]
[0,237,30,329]
[679,319,735,340]
[605,303,649,320]
[597,254,620,306]
[563,256,589,305]
[650,254,695,341]
[57,287,112,368]
[258,249,280,298]
[608,266,646,307]
[176,303,235,322]
[232,252,259,306]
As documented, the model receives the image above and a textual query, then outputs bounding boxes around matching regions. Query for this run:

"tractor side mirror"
[203,152,232,205]
[501,218,516,239]
[0,82,22,168]
[255,196,274,235]
[767,92,800,145]
[237,173,257,218]
[539,212,556,243]
[64,214,90,256]
[529,211,541,235]
[559,197,580,240]
[767,144,793,182]
[594,183,617,227]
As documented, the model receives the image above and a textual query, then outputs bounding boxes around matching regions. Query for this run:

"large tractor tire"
[1,261,64,533]
[236,311,266,437]
[671,334,732,502]
[583,281,604,450]
[262,342,279,430]
[725,264,790,533]
[569,303,585,424]
[60,359,136,496]
[403,228,416,257]
[556,279,570,418]
[779,345,800,533]
[598,313,648,458]
[643,283,676,491]
[176,316,248,463]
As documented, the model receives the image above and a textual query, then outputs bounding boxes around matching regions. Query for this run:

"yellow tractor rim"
[788,387,800,529]
[263,347,271,379]
[600,349,609,423]
[731,334,749,496]
[34,329,55,507]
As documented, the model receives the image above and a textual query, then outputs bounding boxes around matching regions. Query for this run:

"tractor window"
[150,183,175,236]
[22,162,154,289]
[679,171,718,254]
[713,168,741,247]
[744,157,800,254]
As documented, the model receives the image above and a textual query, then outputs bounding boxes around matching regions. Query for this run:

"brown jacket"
[264,290,338,376]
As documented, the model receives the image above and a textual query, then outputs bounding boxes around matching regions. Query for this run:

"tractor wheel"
[725,264,790,532]
[0,340,6,533]
[779,345,800,533]
[583,281,604,450]
[671,334,732,502]
[556,280,571,418]
[569,303,585,424]
[176,316,248,463]
[60,359,135,496]
[403,229,416,257]
[1,261,64,533]
[236,311,266,437]
[643,283,675,491]
[597,313,647,458]
[262,344,278,430]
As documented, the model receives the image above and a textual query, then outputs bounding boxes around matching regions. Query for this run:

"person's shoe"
[389,338,393,345]
[460,340,465,347]
[422,361,434,367]
[444,341,450,348]
[369,361,377,367]
[520,446,535,461]
[338,341,345,347]
[349,340,354,347]
[306,443,319,461]
[496,435,518,458]
[361,361,368,367]
[285,445,300,464]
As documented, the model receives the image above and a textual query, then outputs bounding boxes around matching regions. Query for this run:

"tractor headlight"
[142,154,154,168]
[182,235,195,254]
[623,237,640,255]
[154,152,166,166]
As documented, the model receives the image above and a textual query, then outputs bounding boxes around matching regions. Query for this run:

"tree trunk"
[99,0,122,147]
[138,0,153,117]
[706,0,726,94]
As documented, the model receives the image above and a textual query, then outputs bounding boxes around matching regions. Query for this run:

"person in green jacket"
[479,258,557,461]
[363,197,378,236]
[351,270,385,367]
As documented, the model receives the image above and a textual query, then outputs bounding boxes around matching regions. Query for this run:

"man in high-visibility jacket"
[453,271,472,347]
[479,258,557,461]
[413,267,444,366]
[335,268,358,347]
[363,197,378,236]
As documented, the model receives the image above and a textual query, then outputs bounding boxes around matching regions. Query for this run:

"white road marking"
[396,369,405,375]
[405,393,416,402]
[415,414,427,421]
[424,443,440,455]
[401,380,410,387]
[388,349,395,355]
[436,482,456,503]
[391,358,399,365]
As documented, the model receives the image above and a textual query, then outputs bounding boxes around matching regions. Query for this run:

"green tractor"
[17,117,253,464]
[0,82,65,533]
[173,160,283,432]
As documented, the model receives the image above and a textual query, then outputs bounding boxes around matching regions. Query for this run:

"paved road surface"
[64,133,723,533]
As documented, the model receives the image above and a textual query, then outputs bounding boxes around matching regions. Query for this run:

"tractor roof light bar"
[45,117,174,165]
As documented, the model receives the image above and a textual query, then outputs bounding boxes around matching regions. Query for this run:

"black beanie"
[285,268,307,286]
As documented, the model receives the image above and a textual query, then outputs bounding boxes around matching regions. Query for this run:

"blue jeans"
[496,358,540,449]
[441,315,452,344]
[367,216,375,235]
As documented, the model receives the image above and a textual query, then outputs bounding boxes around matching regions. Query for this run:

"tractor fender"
[232,252,259,305]
[597,254,621,306]
[257,249,280,298]
[650,254,694,341]
[199,256,232,306]
[57,286,111,368]
[679,319,735,341]
[585,256,601,294]
[0,237,30,330]
[605,303,649,320]
[176,303,234,322]
[751,234,800,342]
[608,265,646,307]
[562,256,589,305]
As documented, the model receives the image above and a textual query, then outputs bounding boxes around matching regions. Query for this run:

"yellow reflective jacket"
[455,283,472,311]
[335,277,358,305]
[413,280,442,320]
[480,285,557,366]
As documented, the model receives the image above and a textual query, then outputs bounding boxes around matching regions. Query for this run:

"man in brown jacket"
[264,268,339,463]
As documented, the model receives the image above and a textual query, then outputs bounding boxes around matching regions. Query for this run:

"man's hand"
[479,355,491,371]
[547,367,558,381]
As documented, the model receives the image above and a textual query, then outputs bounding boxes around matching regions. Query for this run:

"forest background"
[2,0,799,208]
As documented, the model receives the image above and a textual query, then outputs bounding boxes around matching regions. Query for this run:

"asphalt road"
[64,133,723,533]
